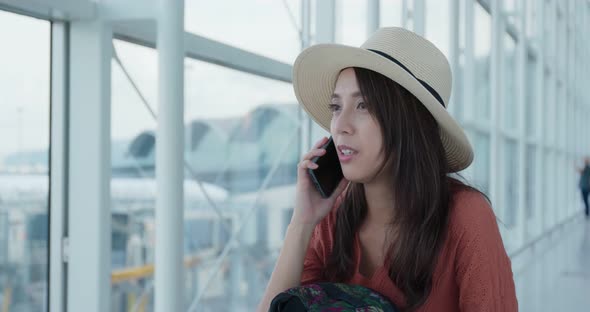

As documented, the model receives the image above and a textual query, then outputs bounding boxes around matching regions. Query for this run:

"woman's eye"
[328,104,340,112]
[357,102,367,110]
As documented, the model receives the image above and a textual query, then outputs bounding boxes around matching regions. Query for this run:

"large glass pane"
[547,152,556,227]
[451,0,466,119]
[110,39,300,311]
[503,139,519,229]
[185,0,301,63]
[184,59,299,312]
[379,0,403,28]
[546,76,557,145]
[425,0,450,58]
[525,0,537,40]
[466,130,490,196]
[556,82,565,150]
[543,1,554,65]
[338,0,368,46]
[503,34,517,131]
[0,11,50,312]
[525,55,537,137]
[474,3,492,121]
[110,40,158,312]
[525,145,536,219]
[504,0,519,31]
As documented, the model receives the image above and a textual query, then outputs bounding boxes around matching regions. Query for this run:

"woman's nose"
[332,107,354,135]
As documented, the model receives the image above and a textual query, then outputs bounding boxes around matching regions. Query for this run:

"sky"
[0,0,499,162]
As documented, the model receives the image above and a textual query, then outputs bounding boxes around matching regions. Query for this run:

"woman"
[257,27,517,312]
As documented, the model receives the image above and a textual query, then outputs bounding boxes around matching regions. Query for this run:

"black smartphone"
[308,137,344,198]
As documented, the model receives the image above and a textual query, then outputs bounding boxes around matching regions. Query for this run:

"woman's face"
[330,68,386,183]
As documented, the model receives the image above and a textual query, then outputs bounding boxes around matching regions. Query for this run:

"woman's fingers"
[312,136,329,149]
[301,148,326,162]
[297,137,329,165]
[297,137,329,176]
[298,159,318,170]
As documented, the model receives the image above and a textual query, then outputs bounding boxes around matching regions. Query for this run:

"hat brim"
[293,44,473,172]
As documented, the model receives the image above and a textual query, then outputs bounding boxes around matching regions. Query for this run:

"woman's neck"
[363,178,395,226]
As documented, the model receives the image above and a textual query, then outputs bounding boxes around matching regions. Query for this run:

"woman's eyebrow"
[331,91,363,100]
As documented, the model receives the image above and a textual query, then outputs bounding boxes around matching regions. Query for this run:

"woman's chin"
[342,171,369,184]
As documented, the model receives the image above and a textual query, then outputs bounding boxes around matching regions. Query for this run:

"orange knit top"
[300,189,518,311]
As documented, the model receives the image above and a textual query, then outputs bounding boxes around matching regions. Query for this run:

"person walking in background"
[577,157,590,219]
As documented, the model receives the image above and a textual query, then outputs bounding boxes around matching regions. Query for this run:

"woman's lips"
[337,145,358,163]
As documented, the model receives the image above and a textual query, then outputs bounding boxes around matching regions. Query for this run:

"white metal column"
[300,0,313,152]
[547,0,557,229]
[463,0,475,122]
[367,0,379,36]
[49,21,68,312]
[68,19,112,312]
[536,0,548,235]
[449,0,460,119]
[316,0,336,43]
[516,0,527,246]
[460,0,476,183]
[154,0,185,311]
[526,0,543,239]
[413,0,425,35]
[490,0,504,217]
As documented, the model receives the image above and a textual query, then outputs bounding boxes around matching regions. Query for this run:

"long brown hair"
[325,67,486,311]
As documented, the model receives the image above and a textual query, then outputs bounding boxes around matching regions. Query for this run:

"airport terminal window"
[0,11,50,312]
[379,0,402,28]
[474,2,492,122]
[526,55,537,137]
[467,130,491,196]
[504,139,519,229]
[543,74,556,145]
[503,34,517,131]
[504,0,519,31]
[525,0,538,40]
[127,132,155,158]
[525,145,536,219]
[189,121,210,151]
[184,0,301,63]
[110,40,300,310]
[543,0,554,65]
[111,40,158,312]
[231,109,279,142]
[425,0,450,59]
[338,0,368,46]
[184,59,299,311]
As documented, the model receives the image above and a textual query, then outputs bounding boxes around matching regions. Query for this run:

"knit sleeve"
[452,192,518,312]
[300,191,346,285]
[300,224,326,285]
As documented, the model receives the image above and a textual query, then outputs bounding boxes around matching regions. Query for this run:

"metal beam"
[0,0,95,21]
[113,21,292,83]
[100,0,155,21]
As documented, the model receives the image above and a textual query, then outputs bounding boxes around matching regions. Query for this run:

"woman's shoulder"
[447,188,499,240]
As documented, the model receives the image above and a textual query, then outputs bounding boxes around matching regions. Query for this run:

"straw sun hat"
[292,27,473,172]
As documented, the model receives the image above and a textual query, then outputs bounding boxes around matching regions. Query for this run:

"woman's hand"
[291,137,349,226]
